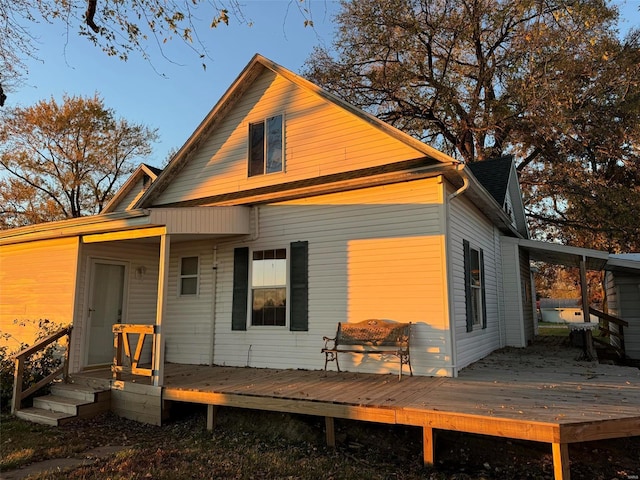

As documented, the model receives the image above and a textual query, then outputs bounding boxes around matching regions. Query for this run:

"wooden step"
[33,395,89,415]
[67,374,112,390]
[15,407,75,426]
[50,383,109,402]
[15,374,112,426]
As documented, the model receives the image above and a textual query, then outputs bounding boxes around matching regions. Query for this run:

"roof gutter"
[0,209,152,246]
[447,163,470,200]
[446,162,523,238]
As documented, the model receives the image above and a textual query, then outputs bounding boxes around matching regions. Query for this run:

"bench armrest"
[322,336,337,350]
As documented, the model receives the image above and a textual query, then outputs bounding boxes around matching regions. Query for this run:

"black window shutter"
[232,247,249,331]
[463,240,473,332]
[289,241,308,331]
[480,248,487,329]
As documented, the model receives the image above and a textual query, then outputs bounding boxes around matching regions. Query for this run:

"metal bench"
[322,319,412,379]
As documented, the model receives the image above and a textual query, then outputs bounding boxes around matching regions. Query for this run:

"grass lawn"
[537,322,571,337]
[2,404,639,480]
[0,414,89,470]
[537,321,607,342]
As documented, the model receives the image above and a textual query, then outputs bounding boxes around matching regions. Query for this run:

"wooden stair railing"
[112,324,156,380]
[589,307,628,358]
[12,326,72,414]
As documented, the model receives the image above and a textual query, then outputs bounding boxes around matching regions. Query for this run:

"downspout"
[445,163,470,376]
[447,163,470,201]
[209,246,218,366]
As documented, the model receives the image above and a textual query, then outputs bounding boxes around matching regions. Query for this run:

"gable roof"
[136,54,459,208]
[463,156,529,238]
[467,156,513,206]
[102,163,162,213]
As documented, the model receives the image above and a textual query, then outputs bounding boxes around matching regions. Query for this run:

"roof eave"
[455,165,526,238]
[0,210,151,246]
[102,164,161,214]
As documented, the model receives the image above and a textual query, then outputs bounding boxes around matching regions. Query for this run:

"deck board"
[158,361,639,427]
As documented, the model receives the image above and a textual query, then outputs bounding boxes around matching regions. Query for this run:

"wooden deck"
[76,340,640,480]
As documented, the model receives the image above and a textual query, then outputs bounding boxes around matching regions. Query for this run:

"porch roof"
[0,207,251,246]
[518,238,640,273]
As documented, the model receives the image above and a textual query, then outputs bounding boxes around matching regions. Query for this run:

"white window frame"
[179,256,200,297]
[249,247,288,327]
[469,245,483,328]
[248,114,284,177]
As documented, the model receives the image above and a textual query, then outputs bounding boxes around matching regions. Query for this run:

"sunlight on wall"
[0,237,79,348]
[345,235,451,375]
[347,236,446,322]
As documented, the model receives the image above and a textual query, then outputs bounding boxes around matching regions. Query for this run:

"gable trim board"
[102,164,162,213]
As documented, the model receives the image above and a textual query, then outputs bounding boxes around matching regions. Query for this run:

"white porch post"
[153,233,170,386]
[579,256,590,323]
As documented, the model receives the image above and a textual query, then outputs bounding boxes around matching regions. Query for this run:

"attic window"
[248,115,283,177]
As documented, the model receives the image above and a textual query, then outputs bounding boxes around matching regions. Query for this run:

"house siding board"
[520,248,535,345]
[448,190,502,371]
[0,237,79,348]
[494,230,506,347]
[164,240,217,365]
[153,70,425,206]
[112,178,145,212]
[606,272,640,360]
[605,271,620,350]
[148,207,250,235]
[212,178,453,376]
[500,237,526,347]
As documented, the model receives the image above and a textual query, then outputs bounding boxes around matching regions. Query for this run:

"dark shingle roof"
[467,156,513,206]
[143,164,164,176]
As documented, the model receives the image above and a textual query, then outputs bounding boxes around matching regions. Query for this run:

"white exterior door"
[87,260,126,366]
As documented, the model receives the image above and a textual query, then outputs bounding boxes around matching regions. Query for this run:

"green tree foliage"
[0,94,158,228]
[304,0,640,252]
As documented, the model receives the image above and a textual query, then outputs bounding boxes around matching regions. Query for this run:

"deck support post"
[579,256,589,324]
[422,426,435,466]
[325,417,335,448]
[207,405,217,431]
[153,234,170,387]
[552,442,570,480]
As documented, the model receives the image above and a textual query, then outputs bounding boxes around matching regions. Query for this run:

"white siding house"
[605,257,640,361]
[1,55,537,380]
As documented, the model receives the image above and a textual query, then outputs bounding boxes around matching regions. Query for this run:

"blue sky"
[8,0,640,168]
[10,1,342,167]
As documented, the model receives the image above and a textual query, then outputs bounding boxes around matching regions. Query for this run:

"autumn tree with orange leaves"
[305,0,640,252]
[0,94,158,227]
